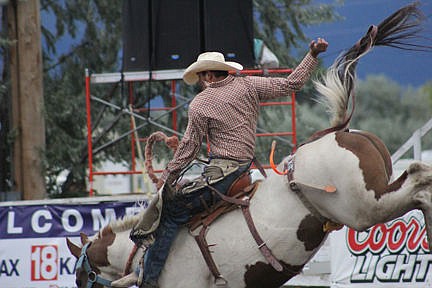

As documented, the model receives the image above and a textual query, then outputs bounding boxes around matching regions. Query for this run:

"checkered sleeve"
[160,106,207,183]
[253,52,318,100]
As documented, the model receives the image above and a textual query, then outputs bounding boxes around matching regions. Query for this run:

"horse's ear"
[66,238,81,258]
[101,225,113,237]
[80,232,89,244]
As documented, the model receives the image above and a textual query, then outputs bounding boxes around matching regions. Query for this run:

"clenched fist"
[310,38,328,58]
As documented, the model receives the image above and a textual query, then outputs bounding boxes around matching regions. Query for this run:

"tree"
[420,81,432,111]
[254,0,339,67]
[0,8,11,194]
[351,76,431,153]
[43,1,342,197]
[5,1,430,198]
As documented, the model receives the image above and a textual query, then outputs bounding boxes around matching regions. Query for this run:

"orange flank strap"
[269,141,288,175]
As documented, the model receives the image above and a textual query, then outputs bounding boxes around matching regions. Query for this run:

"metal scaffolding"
[85,68,297,196]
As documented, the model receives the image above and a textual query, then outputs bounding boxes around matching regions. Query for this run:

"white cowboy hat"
[182,52,243,85]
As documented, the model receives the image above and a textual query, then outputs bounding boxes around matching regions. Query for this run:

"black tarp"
[122,0,255,72]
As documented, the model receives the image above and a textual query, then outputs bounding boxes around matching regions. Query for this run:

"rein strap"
[76,242,113,288]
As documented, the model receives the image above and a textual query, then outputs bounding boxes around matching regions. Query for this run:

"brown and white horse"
[67,3,432,288]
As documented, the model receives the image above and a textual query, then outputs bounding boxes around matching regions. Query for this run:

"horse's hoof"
[111,271,138,287]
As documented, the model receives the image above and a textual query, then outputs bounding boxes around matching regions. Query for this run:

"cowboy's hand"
[309,38,328,58]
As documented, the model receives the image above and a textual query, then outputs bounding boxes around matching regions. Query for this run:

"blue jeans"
[143,164,250,285]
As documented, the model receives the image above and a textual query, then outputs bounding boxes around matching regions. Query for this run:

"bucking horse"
[67,3,432,288]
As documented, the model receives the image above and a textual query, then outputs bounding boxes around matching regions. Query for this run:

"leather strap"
[211,187,285,272]
[192,183,284,287]
[240,196,284,272]
[253,157,267,178]
[207,184,250,206]
[123,244,139,276]
[76,243,113,288]
[194,226,228,287]
[286,157,331,224]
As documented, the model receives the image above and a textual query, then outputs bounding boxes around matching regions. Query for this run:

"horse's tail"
[314,2,428,129]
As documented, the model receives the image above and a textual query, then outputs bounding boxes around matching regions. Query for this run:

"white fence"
[391,118,432,163]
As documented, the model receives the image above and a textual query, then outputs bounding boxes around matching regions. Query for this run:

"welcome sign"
[0,197,144,288]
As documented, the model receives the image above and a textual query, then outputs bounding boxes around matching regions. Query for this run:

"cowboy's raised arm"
[250,37,328,100]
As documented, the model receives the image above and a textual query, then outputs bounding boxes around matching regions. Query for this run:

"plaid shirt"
[161,52,318,182]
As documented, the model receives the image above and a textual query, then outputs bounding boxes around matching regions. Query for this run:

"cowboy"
[112,38,328,288]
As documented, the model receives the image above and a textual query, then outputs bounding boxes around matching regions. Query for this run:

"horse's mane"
[107,213,141,233]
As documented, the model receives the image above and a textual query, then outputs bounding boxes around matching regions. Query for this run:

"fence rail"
[391,118,432,163]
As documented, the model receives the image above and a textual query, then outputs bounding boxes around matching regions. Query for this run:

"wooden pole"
[8,0,46,200]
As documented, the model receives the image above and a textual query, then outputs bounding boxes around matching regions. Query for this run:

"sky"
[302,0,432,87]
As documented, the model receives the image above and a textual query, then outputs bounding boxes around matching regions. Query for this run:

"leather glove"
[310,37,328,58]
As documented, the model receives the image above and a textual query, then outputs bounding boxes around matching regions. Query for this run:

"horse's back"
[297,129,391,191]
[334,130,392,195]
[346,130,392,179]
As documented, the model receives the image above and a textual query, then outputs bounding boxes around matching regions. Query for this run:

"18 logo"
[31,245,58,281]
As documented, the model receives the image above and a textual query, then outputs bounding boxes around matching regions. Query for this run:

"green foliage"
[254,0,341,67]
[42,0,124,195]
[352,76,432,153]
[0,8,12,193]
[420,81,432,109]
[296,99,329,143]
[0,77,9,192]
[251,0,341,163]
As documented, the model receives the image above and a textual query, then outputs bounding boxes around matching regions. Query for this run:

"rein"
[76,242,112,288]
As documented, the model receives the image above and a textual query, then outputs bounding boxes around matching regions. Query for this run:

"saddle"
[187,171,254,231]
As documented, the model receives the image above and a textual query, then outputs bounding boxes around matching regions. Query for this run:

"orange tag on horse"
[325,185,336,193]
